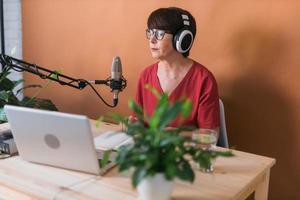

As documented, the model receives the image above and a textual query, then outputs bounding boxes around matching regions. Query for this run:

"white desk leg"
[255,169,271,200]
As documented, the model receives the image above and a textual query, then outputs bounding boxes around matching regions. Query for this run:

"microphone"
[91,56,126,107]
[111,56,123,106]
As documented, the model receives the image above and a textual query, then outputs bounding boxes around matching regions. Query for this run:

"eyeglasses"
[145,29,172,40]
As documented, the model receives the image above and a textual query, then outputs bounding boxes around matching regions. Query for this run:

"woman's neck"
[158,54,193,76]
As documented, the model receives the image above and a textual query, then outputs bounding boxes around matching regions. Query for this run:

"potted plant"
[0,69,57,123]
[113,85,233,200]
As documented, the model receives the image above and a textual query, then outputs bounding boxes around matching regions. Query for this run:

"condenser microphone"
[111,56,122,105]
[89,56,126,107]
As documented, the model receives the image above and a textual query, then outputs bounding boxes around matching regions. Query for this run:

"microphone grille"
[112,56,122,72]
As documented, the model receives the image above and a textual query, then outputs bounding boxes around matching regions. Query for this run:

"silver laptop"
[4,105,116,175]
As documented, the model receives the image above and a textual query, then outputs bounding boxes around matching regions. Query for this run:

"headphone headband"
[181,14,190,26]
[172,10,194,55]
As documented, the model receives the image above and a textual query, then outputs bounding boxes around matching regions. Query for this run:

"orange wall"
[22,1,300,199]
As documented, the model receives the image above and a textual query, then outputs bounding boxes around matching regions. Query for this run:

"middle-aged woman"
[133,7,220,136]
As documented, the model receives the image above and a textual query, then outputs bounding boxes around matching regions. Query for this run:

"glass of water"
[192,128,218,172]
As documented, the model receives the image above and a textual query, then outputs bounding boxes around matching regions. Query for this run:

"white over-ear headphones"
[173,13,194,53]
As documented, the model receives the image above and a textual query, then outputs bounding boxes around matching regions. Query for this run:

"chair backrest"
[217,99,229,148]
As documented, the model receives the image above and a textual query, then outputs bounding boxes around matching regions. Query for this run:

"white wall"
[1,0,23,98]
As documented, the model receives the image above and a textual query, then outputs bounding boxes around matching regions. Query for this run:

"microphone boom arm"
[0,54,91,89]
[0,54,126,107]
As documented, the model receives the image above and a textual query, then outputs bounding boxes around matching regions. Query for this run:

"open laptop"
[4,105,127,175]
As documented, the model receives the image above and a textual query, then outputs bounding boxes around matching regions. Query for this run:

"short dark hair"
[147,7,196,57]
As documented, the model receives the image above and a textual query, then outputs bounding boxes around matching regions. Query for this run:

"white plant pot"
[137,173,174,200]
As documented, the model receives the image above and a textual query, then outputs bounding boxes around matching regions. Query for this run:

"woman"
[134,7,220,134]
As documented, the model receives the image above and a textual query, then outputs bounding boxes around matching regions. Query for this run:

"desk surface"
[0,121,275,200]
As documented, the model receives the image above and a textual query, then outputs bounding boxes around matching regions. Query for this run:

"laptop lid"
[4,105,101,175]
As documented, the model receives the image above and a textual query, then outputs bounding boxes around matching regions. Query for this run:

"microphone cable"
[79,79,117,108]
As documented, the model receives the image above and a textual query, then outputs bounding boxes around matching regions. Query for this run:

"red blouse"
[135,61,220,128]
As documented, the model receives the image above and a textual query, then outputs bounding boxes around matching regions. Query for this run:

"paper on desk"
[94,131,133,151]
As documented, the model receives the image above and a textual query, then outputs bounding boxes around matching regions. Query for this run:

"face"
[146,29,176,60]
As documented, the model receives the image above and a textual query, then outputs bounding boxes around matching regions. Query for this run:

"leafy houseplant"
[0,69,57,123]
[113,85,233,200]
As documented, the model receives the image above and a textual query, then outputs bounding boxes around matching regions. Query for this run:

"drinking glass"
[192,128,218,173]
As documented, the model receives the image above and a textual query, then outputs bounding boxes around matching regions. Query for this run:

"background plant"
[0,69,58,123]
[113,85,233,187]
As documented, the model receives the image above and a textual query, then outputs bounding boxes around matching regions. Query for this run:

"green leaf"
[195,150,213,170]
[20,96,36,107]
[0,90,20,106]
[0,108,7,122]
[116,146,133,171]
[36,99,57,110]
[100,150,111,168]
[159,134,183,148]
[20,97,57,111]
[0,91,9,102]
[0,100,5,108]
[49,70,63,80]
[111,113,128,125]
[149,93,168,129]
[0,77,15,91]
[215,150,234,157]
[0,70,11,82]
[176,161,195,183]
[157,101,183,129]
[128,99,143,121]
[95,116,104,128]
[194,149,234,171]
[181,99,192,117]
[165,164,177,180]
[7,92,20,105]
[132,167,148,187]
[145,84,161,99]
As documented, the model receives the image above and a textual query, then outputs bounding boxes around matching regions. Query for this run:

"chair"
[217,99,229,148]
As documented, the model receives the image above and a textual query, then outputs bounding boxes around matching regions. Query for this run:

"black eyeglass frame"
[145,29,173,40]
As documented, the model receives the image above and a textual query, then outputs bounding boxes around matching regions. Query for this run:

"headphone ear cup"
[173,29,194,53]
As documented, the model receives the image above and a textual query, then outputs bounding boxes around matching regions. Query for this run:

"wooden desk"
[0,122,275,200]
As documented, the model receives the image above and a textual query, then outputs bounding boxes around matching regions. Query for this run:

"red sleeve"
[197,73,220,128]
[135,73,144,108]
